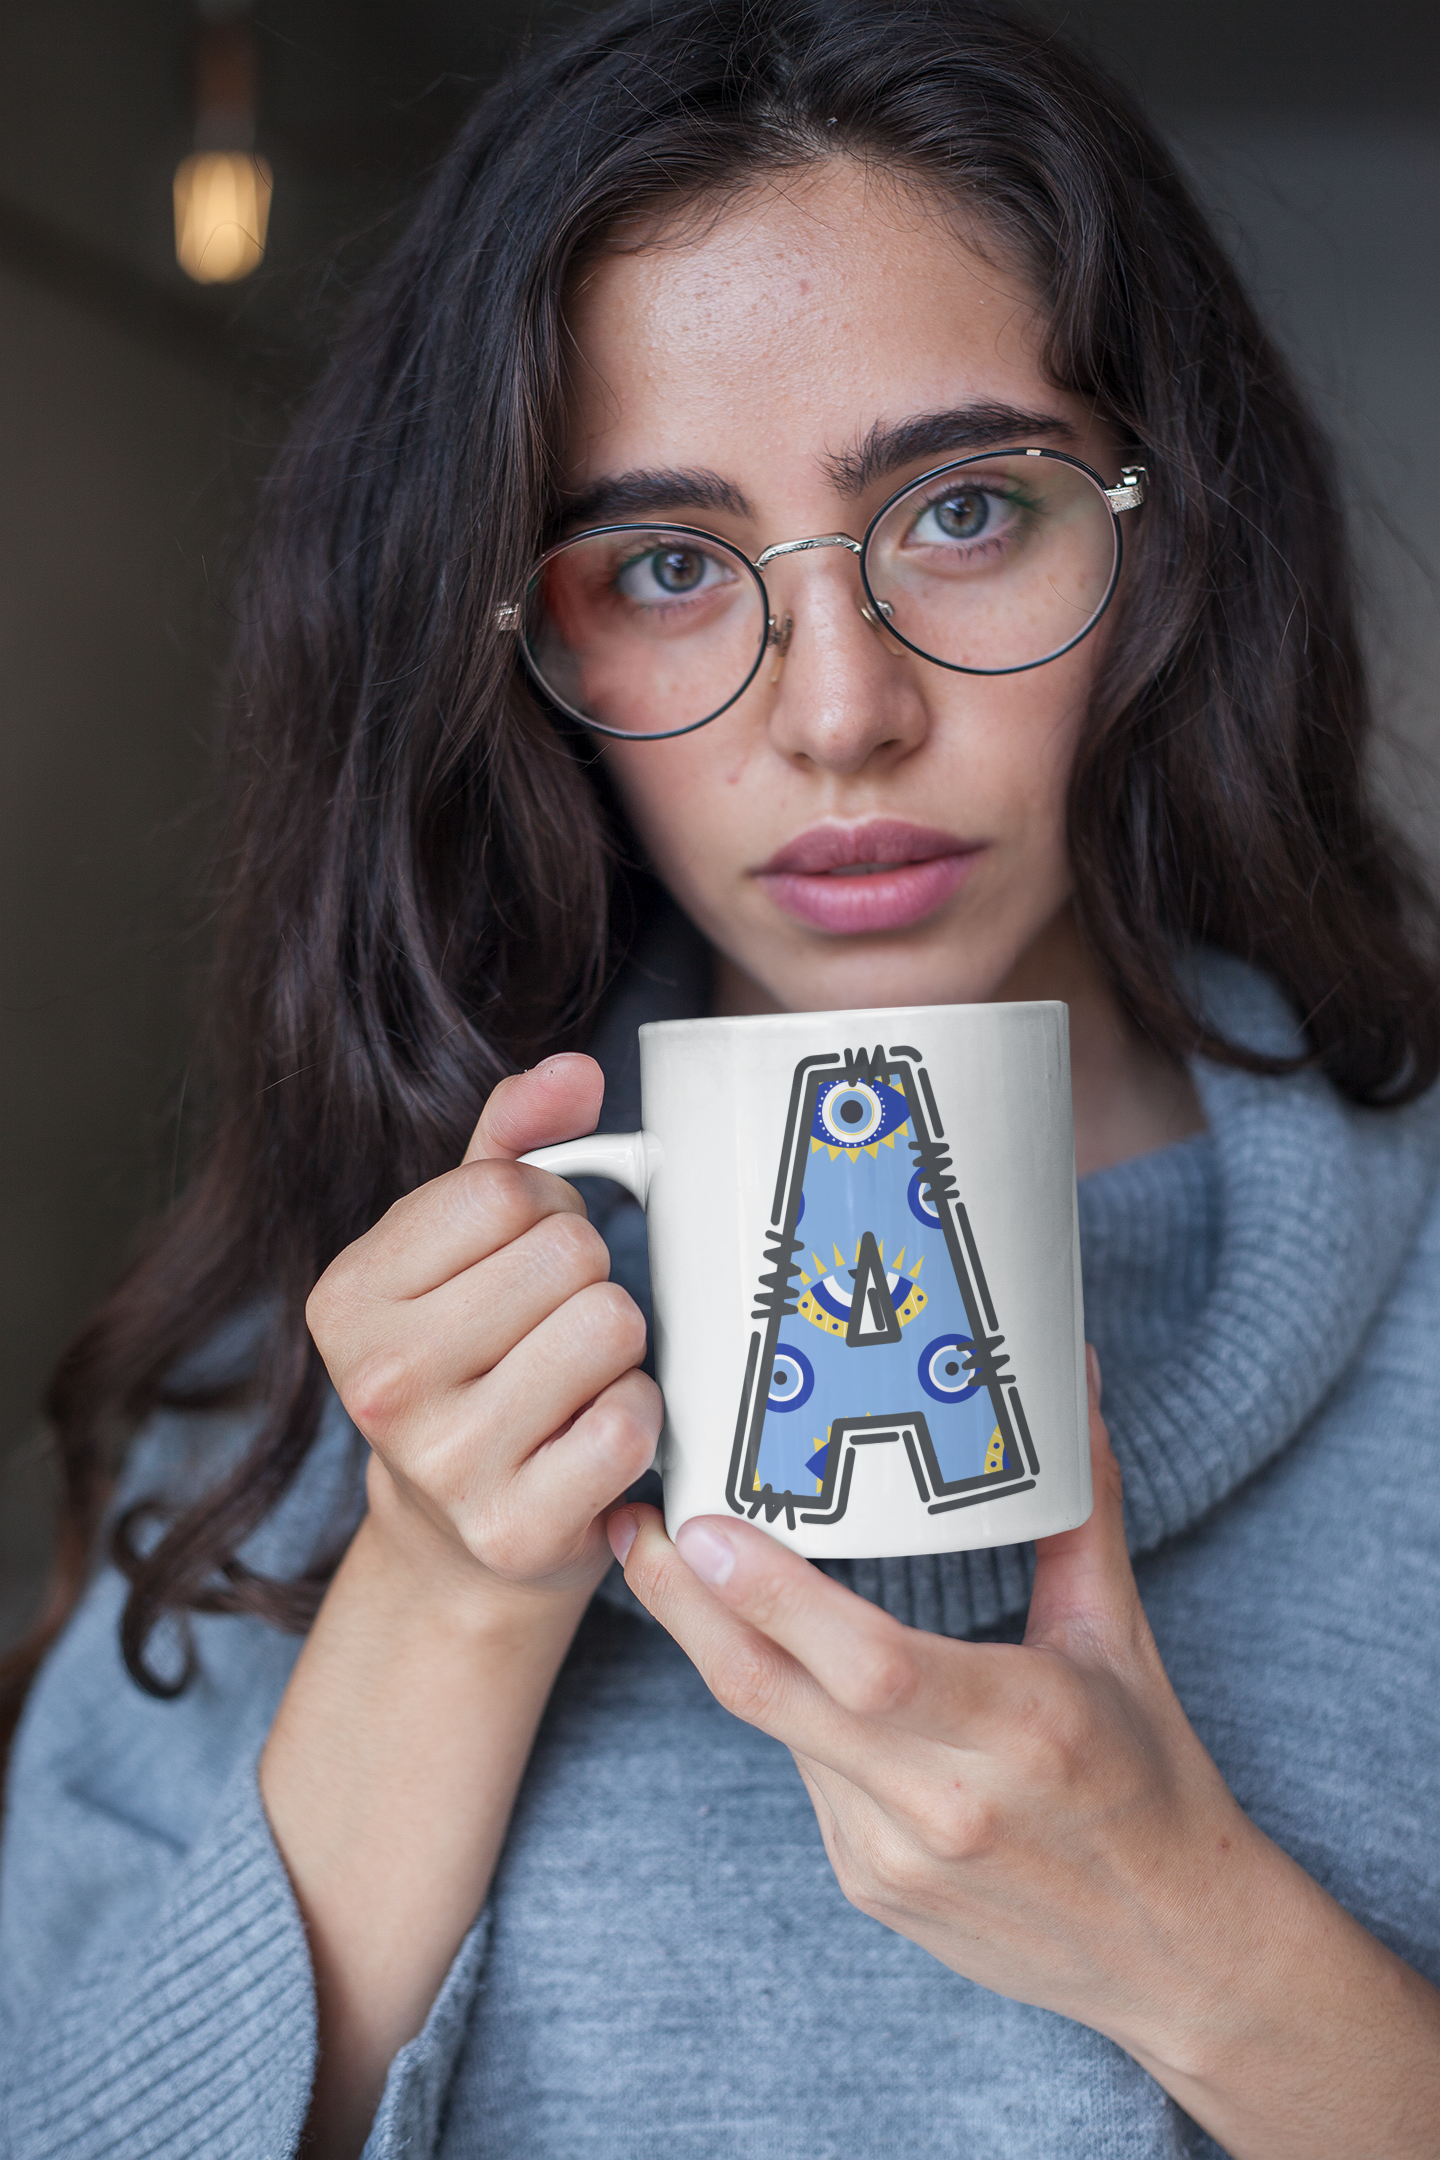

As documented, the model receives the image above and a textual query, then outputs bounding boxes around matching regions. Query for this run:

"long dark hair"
[7,0,1437,1724]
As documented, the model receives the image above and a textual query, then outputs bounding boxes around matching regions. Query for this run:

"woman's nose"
[761,556,930,774]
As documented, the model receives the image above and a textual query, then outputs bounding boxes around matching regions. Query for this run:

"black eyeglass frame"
[497,446,1147,743]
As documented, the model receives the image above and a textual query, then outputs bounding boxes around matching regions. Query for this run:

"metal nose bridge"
[753,531,863,571]
[750,532,889,655]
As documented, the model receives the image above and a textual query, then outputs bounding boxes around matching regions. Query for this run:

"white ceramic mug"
[522,1002,1090,1559]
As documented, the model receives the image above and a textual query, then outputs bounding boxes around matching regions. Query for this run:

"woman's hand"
[307,1051,661,1612]
[268,1054,659,2160]
[609,1351,1440,2160]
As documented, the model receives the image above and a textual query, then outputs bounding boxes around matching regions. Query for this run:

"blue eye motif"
[766,1343,814,1412]
[811,1078,909,1153]
[918,1333,981,1404]
[907,1166,943,1225]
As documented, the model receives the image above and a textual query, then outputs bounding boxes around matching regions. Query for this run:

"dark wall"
[2,1,1437,1645]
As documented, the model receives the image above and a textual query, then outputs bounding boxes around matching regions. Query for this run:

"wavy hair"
[6,0,1436,1726]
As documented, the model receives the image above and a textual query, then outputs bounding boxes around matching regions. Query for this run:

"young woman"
[4,4,1439,2157]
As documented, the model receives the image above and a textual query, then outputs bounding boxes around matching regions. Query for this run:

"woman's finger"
[612,1505,942,1786]
[323,1213,624,1454]
[319,1155,589,1312]
[640,1508,1005,1741]
[512,1367,664,1527]
[327,1055,603,1313]
[465,1279,650,1488]
[364,1207,615,1398]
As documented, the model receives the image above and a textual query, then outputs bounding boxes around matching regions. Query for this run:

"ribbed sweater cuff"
[361,1913,492,2158]
[3,1752,315,2160]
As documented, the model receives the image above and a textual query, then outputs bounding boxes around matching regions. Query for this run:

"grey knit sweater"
[4,950,1440,2160]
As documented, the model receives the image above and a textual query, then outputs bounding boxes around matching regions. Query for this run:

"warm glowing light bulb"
[173,150,272,283]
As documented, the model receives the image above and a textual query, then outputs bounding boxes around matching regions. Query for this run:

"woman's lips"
[754,820,980,935]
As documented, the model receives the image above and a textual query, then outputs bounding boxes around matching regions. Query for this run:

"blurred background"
[3,0,1438,1647]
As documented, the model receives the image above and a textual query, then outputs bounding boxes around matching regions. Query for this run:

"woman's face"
[561,162,1126,1013]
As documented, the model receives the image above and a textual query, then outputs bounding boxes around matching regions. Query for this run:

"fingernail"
[607,1509,638,1566]
[1086,1343,1103,1405]
[676,1522,736,1587]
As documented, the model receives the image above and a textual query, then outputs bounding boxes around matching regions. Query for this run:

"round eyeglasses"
[496,447,1146,741]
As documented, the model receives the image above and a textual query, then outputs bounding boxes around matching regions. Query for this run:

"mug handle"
[518,1130,662,1207]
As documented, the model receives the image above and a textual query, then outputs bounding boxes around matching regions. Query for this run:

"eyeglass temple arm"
[1104,464,1147,513]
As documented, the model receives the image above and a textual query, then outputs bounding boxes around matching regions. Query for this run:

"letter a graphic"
[730,1044,1040,1529]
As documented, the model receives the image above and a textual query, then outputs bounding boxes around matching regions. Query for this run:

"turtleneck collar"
[589,918,1440,1637]
[1093,952,1440,1556]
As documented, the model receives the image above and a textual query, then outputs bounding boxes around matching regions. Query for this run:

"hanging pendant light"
[174,1,271,284]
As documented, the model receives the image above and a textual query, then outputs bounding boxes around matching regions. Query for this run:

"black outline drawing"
[728,1043,1039,1529]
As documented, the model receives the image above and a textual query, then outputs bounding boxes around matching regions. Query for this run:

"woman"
[3,3,1438,2155]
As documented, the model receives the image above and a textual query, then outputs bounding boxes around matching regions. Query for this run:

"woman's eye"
[615,544,731,603]
[906,486,1020,549]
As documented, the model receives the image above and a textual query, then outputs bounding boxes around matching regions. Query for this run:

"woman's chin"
[733,928,1016,1017]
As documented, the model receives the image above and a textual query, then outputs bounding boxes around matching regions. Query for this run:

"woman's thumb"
[1023,1346,1138,1655]
[463,1053,604,1163]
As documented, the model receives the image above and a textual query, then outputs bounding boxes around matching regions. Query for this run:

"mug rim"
[637,997,1068,1042]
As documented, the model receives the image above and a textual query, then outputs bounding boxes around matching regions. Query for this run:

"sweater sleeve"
[1,1748,314,2158]
[0,1560,317,2160]
[361,1915,492,2160]
[0,1400,493,2160]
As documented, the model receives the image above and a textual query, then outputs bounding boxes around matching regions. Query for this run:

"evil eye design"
[798,1268,925,1337]
[907,1167,943,1225]
[919,1333,981,1404]
[812,1077,909,1149]
[767,1342,814,1412]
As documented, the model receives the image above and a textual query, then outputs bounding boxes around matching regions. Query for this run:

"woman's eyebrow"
[559,405,1072,529]
[825,403,1076,494]
[560,467,752,527]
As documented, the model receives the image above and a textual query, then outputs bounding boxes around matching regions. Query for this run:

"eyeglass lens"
[524,529,767,739]
[521,452,1120,739]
